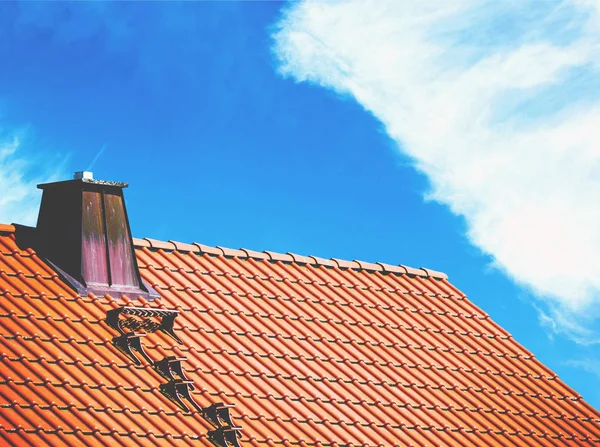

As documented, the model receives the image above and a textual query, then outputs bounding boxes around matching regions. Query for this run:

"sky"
[1,1,600,409]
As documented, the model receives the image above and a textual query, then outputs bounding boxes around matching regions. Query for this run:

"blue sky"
[1,1,600,408]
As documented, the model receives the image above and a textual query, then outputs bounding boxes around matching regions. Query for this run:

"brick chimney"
[36,172,158,300]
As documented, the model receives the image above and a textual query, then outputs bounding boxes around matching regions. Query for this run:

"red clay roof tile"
[376,261,407,274]
[144,238,177,251]
[263,250,295,263]
[239,248,269,261]
[132,237,151,248]
[330,258,361,270]
[192,243,224,256]
[308,255,337,268]
[419,266,448,280]
[353,259,383,272]
[402,264,425,276]
[169,240,199,253]
[216,246,246,258]
[286,252,315,265]
[0,224,15,233]
[0,229,598,446]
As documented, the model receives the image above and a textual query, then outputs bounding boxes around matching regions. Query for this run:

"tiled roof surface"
[1,225,599,446]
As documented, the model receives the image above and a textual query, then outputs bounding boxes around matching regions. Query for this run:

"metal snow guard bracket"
[203,402,242,447]
[112,332,152,365]
[106,306,182,344]
[154,356,193,388]
[202,402,238,429]
[160,379,202,412]
[208,427,243,447]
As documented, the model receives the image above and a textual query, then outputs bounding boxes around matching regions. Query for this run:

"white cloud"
[565,358,600,393]
[0,129,66,226]
[273,0,600,341]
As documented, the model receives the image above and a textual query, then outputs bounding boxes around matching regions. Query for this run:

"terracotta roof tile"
[353,259,383,272]
[216,246,246,258]
[308,255,337,268]
[286,252,315,265]
[402,264,426,276]
[143,238,177,251]
[132,237,151,248]
[0,224,15,233]
[239,248,269,261]
[0,230,599,446]
[376,261,407,274]
[263,250,295,263]
[168,240,199,253]
[419,266,448,280]
[191,243,224,256]
[331,258,361,270]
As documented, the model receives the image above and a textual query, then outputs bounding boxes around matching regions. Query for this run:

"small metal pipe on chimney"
[74,171,94,180]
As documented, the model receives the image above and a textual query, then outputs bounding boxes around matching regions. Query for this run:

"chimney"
[36,172,158,300]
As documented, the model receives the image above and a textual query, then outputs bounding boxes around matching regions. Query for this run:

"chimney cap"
[74,171,93,180]
[37,177,128,190]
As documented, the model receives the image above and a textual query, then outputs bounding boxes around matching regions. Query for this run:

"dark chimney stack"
[36,172,158,300]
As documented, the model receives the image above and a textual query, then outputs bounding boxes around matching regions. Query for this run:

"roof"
[0,223,599,446]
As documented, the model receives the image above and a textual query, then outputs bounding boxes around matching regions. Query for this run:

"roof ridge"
[0,223,448,279]
[132,236,448,280]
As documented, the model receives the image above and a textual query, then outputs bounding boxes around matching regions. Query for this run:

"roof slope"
[0,227,599,446]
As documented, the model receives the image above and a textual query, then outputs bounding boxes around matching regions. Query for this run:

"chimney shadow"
[12,224,40,253]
